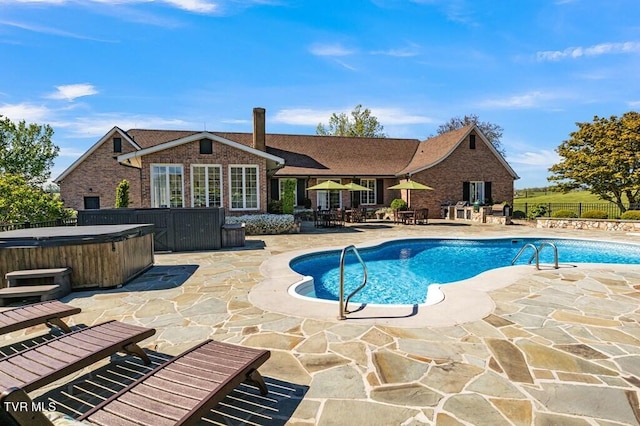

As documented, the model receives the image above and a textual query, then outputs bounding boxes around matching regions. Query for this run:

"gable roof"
[396,125,519,179]
[116,132,285,168]
[54,127,139,183]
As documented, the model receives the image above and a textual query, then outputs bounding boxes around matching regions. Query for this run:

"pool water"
[289,238,640,305]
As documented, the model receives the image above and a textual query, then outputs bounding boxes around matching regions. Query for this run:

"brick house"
[55,108,519,218]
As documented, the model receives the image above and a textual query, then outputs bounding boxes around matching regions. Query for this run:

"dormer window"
[113,137,122,153]
[469,134,476,150]
[200,139,213,154]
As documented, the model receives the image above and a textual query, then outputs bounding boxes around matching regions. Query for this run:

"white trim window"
[229,165,259,210]
[151,164,184,208]
[191,165,222,207]
[360,179,376,205]
[317,178,341,210]
[470,181,485,204]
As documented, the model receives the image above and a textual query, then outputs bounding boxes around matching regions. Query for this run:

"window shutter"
[270,179,279,201]
[376,179,384,204]
[462,182,470,202]
[484,182,492,203]
[296,179,306,206]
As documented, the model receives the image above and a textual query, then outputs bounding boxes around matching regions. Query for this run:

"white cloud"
[0,0,219,14]
[0,19,117,41]
[371,43,421,57]
[0,102,50,122]
[47,84,99,101]
[509,150,560,167]
[309,43,354,57]
[273,107,433,126]
[60,114,192,138]
[537,41,640,62]
[628,100,640,108]
[478,91,558,109]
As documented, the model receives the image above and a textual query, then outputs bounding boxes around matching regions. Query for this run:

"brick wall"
[140,140,269,212]
[59,132,142,211]
[407,132,515,218]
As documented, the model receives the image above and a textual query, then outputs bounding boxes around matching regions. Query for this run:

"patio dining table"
[397,210,416,224]
[314,210,344,228]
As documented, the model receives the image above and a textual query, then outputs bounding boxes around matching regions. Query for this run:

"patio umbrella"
[306,180,350,210]
[388,180,434,208]
[306,180,350,191]
[343,182,373,209]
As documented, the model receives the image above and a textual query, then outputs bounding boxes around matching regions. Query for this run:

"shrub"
[281,179,296,215]
[390,198,407,210]
[621,210,640,220]
[512,210,526,219]
[581,210,608,219]
[226,214,297,234]
[267,199,282,214]
[551,209,578,218]
[527,204,547,219]
[303,198,312,209]
[115,179,130,208]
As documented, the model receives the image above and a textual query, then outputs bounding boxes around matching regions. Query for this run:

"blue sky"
[1,0,639,189]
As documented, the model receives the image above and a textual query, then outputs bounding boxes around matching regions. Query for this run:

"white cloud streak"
[273,107,433,126]
[47,84,99,101]
[478,91,558,109]
[509,150,560,167]
[371,43,421,57]
[309,43,354,57]
[0,102,51,122]
[537,41,640,62]
[0,19,117,41]
[0,0,219,14]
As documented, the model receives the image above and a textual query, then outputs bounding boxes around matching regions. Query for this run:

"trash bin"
[503,204,511,217]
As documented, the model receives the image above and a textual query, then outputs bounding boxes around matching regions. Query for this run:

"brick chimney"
[252,107,266,152]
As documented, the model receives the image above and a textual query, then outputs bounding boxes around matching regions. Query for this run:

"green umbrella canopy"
[343,182,373,191]
[306,180,350,191]
[388,180,434,190]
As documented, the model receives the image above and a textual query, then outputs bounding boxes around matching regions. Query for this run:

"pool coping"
[252,234,640,327]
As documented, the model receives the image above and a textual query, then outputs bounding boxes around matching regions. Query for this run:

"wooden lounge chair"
[0,300,81,335]
[0,320,155,396]
[1,339,270,426]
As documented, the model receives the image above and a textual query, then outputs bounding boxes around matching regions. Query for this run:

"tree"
[0,173,72,224]
[0,115,59,186]
[436,114,506,156]
[316,104,386,138]
[115,179,130,208]
[548,111,640,213]
[281,179,296,214]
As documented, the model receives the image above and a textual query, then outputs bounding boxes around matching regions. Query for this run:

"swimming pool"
[289,238,640,305]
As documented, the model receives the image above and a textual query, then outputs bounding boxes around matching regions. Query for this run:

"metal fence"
[0,217,77,233]
[512,202,637,219]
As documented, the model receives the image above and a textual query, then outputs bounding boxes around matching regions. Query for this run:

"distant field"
[513,190,609,204]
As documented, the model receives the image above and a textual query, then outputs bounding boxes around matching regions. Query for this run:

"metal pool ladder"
[338,245,368,320]
[511,241,559,270]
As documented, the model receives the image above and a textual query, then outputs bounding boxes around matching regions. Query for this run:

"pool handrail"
[511,243,540,269]
[511,241,559,270]
[338,245,368,320]
[529,241,559,269]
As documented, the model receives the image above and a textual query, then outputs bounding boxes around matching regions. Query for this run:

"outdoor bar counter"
[0,224,154,289]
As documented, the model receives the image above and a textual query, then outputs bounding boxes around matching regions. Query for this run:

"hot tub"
[0,224,154,289]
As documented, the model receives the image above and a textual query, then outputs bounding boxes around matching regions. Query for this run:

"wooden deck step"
[0,285,61,307]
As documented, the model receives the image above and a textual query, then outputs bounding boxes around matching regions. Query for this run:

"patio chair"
[0,300,81,336]
[0,320,155,396]
[1,339,271,426]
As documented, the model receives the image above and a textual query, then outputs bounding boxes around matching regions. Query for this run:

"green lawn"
[514,190,625,204]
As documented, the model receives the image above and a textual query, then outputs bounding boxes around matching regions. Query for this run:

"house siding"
[139,139,269,213]
[407,132,514,218]
[59,132,142,211]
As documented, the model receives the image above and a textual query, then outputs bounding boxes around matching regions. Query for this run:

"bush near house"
[621,210,640,220]
[390,198,407,210]
[551,209,578,218]
[581,210,608,219]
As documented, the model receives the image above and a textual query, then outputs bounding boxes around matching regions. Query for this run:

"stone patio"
[3,220,640,425]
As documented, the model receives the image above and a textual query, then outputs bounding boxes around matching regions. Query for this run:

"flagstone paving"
[5,220,640,425]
